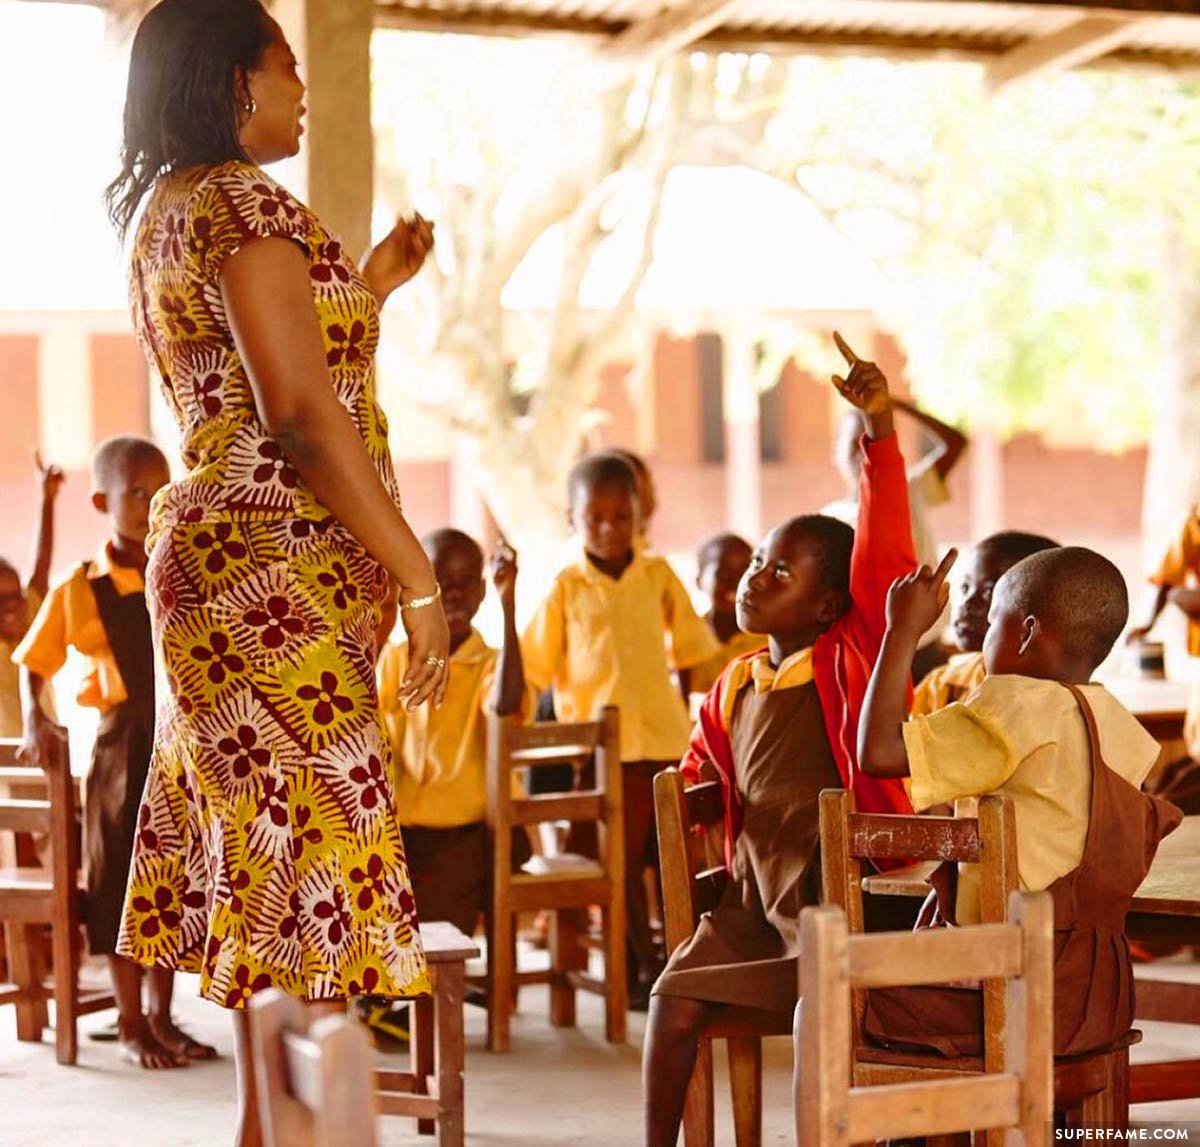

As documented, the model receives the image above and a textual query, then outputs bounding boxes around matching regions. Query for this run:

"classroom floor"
[0,948,1198,1146]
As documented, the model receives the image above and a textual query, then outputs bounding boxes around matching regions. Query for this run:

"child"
[378,529,529,937]
[912,530,1058,716]
[858,546,1182,1057]
[642,333,916,1147]
[522,452,719,1003]
[15,436,216,1070]
[688,532,764,699]
[1,452,64,737]
[600,448,657,539]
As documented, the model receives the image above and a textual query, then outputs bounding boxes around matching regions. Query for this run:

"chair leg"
[8,924,47,1044]
[434,959,466,1147]
[1079,1083,1109,1128]
[411,988,435,1136]
[50,914,78,1066]
[602,904,627,1044]
[1111,1048,1130,1132]
[727,1036,762,1147]
[682,1037,716,1147]
[488,905,514,1053]
[549,909,582,1029]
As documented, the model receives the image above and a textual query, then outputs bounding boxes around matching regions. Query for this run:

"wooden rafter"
[598,0,749,62]
[986,14,1145,90]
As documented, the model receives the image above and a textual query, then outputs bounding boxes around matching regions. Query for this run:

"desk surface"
[1101,676,1190,722]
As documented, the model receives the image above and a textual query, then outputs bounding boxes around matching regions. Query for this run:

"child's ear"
[91,490,108,514]
[1017,614,1039,656]
[817,588,851,627]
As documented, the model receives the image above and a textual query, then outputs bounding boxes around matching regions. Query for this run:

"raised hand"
[886,549,959,641]
[831,331,891,417]
[361,212,435,306]
[33,450,65,499]
[490,539,518,616]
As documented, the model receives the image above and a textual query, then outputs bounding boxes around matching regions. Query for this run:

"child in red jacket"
[642,334,916,1146]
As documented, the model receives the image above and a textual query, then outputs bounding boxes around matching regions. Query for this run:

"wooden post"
[722,328,762,541]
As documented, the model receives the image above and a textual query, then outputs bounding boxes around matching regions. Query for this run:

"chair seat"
[1055,1029,1142,1062]
[508,744,593,765]
[0,866,57,893]
[702,1005,794,1040]
[519,854,604,879]
[857,1043,983,1073]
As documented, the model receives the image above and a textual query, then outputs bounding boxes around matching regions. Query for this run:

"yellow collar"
[748,646,815,694]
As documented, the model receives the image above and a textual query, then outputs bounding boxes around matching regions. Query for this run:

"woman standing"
[107,0,449,1140]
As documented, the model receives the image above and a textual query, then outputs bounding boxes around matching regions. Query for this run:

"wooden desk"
[1103,677,1190,743]
[862,816,1200,1107]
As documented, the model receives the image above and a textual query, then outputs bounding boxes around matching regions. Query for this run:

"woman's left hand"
[361,213,435,306]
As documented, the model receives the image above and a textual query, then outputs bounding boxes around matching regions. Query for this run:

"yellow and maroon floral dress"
[117,161,429,1008]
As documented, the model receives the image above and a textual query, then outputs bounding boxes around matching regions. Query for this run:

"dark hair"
[977,530,1060,569]
[1001,546,1128,671]
[697,532,752,573]
[106,0,275,236]
[422,528,484,573]
[91,436,169,492]
[0,558,18,582]
[567,453,639,506]
[778,514,855,592]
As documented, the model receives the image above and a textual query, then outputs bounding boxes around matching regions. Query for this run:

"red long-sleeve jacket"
[681,431,917,870]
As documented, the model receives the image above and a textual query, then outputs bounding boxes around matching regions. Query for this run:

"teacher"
[106,0,448,1140]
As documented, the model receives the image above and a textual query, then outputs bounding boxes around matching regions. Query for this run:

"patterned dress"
[117,161,429,1008]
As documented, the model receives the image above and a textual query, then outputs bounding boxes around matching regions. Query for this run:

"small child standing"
[523,453,719,1002]
[16,436,216,1070]
[642,334,916,1147]
[1,452,64,737]
[859,546,1182,1057]
[378,529,529,937]
[912,530,1058,716]
[688,532,764,700]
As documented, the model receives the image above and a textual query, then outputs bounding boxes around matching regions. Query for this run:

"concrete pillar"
[274,0,374,258]
[38,329,93,472]
[968,421,1004,540]
[722,327,762,541]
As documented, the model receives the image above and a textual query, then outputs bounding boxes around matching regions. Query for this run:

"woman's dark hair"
[105,0,275,237]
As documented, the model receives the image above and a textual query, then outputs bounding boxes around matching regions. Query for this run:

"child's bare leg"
[233,1009,263,1147]
[643,993,719,1147]
[146,967,219,1060]
[109,955,186,1069]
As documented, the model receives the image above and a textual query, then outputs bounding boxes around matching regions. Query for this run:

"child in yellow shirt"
[522,452,718,999]
[17,436,215,1070]
[688,532,763,700]
[911,530,1058,716]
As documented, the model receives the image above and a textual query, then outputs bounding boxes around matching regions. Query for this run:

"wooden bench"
[374,920,479,1147]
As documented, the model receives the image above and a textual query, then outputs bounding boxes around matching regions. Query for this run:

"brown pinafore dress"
[654,678,841,1015]
[864,684,1183,1058]
[86,570,155,955]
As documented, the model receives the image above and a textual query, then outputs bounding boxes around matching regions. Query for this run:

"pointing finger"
[931,547,959,587]
[832,331,859,368]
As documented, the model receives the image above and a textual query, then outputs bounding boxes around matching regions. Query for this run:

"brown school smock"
[653,676,840,1015]
[864,684,1183,1058]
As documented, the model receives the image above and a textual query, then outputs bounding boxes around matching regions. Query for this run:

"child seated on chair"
[688,532,764,701]
[15,436,216,1070]
[911,530,1058,717]
[641,333,916,1147]
[859,545,1183,1057]
[523,452,719,1006]
[378,529,531,941]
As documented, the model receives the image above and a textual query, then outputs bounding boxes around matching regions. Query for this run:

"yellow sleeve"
[910,663,949,718]
[521,579,566,694]
[659,563,721,671]
[1150,513,1200,587]
[11,581,71,680]
[376,642,409,766]
[901,677,1044,810]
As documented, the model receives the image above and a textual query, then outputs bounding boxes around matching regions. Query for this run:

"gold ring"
[426,655,446,668]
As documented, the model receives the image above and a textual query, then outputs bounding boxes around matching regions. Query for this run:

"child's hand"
[886,549,958,641]
[491,540,518,614]
[33,450,64,500]
[1169,586,1200,620]
[18,708,68,772]
[831,332,890,417]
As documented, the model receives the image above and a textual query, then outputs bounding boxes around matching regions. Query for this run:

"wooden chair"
[250,989,378,1147]
[821,787,1141,1132]
[654,766,793,1147]
[795,891,1054,1145]
[374,921,478,1147]
[0,734,113,1065]
[485,706,626,1052]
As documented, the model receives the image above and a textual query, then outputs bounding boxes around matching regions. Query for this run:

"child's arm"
[520,578,565,697]
[490,541,525,718]
[19,668,66,770]
[27,452,64,602]
[893,397,968,483]
[859,551,957,779]
[1130,513,1200,641]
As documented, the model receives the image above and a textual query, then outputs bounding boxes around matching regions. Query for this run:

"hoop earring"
[242,98,257,116]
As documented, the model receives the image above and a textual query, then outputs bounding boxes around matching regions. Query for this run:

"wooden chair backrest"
[487,706,623,887]
[819,787,1017,1073]
[0,735,75,890]
[795,891,1053,1145]
[250,989,378,1147]
[653,767,727,956]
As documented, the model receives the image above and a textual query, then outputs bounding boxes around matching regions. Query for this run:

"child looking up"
[1,453,64,737]
[379,529,529,938]
[523,452,718,1001]
[912,530,1058,716]
[16,436,216,1070]
[642,334,915,1147]
[859,546,1181,1057]
[689,532,764,699]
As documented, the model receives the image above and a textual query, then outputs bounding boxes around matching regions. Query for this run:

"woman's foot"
[118,1018,190,1069]
[148,1014,220,1061]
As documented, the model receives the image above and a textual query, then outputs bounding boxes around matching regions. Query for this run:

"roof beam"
[598,0,749,64]
[986,14,1145,91]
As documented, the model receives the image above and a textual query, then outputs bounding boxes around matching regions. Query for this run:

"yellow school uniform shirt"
[1150,509,1200,657]
[1,589,43,737]
[689,627,766,699]
[902,675,1161,924]
[522,542,719,762]
[12,545,143,713]
[379,629,533,828]
[911,651,987,718]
